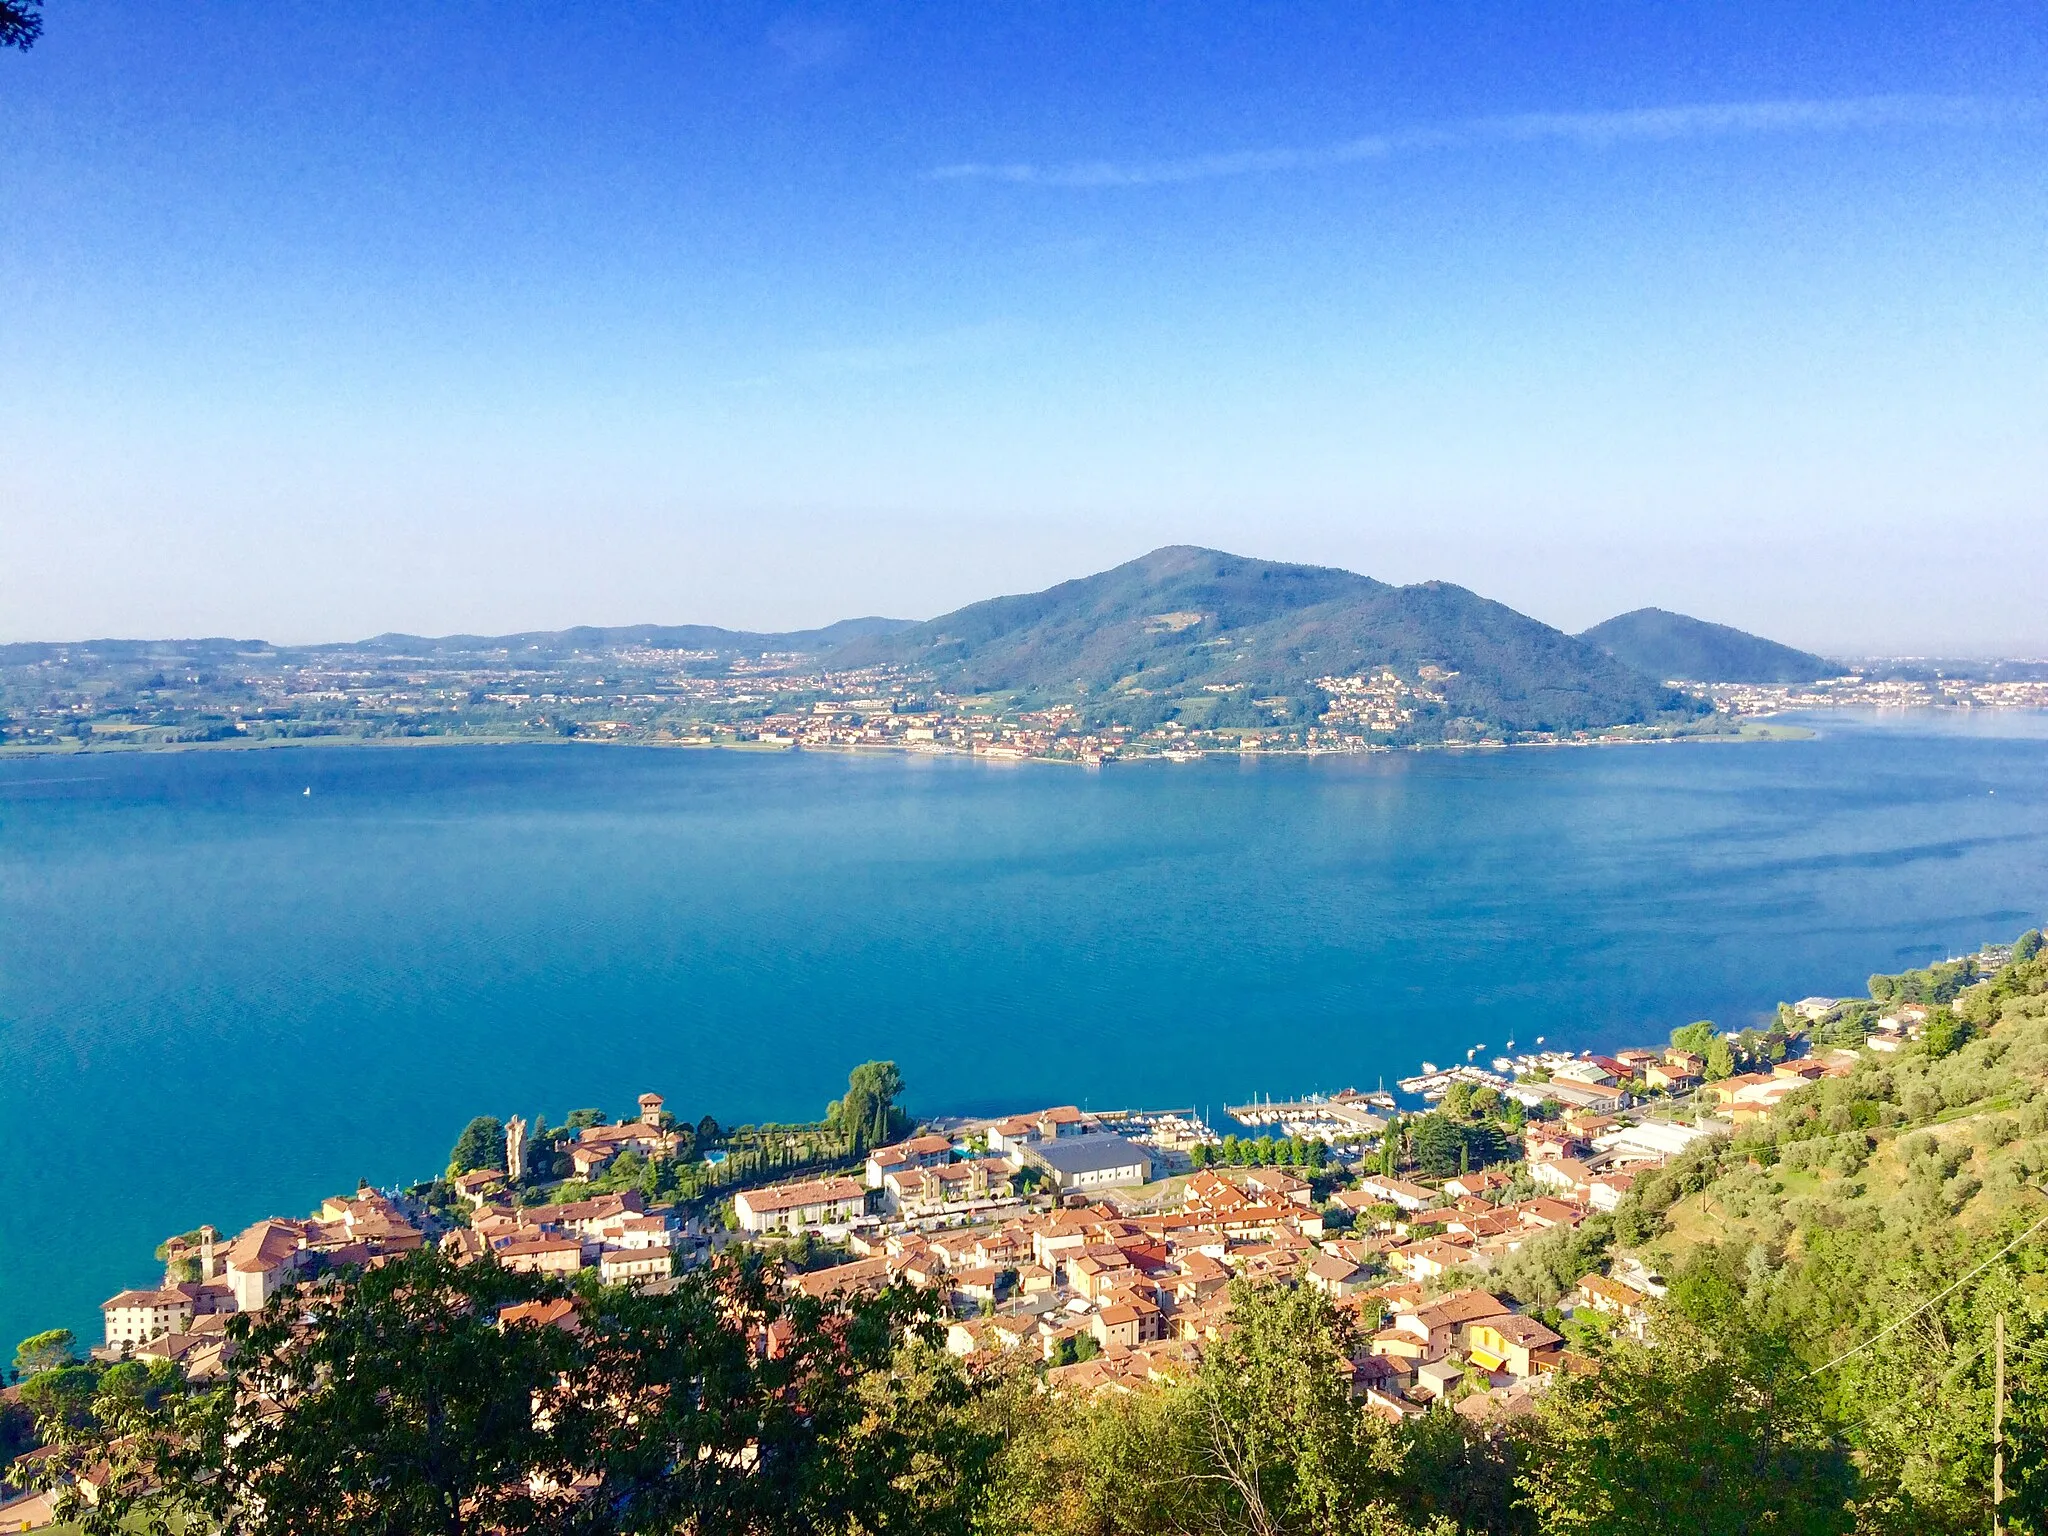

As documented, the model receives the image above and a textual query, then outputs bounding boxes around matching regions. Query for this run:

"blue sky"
[2,4,2044,651]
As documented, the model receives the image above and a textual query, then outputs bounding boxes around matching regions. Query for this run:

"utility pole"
[1994,1310,2006,1536]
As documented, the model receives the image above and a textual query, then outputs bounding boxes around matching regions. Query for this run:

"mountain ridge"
[0,617,918,667]
[2,548,1716,744]
[832,545,1705,737]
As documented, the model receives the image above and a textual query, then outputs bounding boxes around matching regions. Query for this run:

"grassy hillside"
[1602,931,2048,1533]
[1579,606,1838,683]
[835,547,1705,739]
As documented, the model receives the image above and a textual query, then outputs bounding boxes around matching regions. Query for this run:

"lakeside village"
[53,938,2024,1439]
[9,636,2048,760]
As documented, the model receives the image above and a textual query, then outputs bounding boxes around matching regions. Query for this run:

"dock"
[1224,1093,1387,1136]
[1396,1063,1549,1108]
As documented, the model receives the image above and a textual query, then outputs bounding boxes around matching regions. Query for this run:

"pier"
[1223,1092,1388,1136]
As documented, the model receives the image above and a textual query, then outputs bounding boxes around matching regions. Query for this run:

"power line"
[1803,1192,2048,1381]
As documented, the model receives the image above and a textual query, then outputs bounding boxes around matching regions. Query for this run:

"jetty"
[1224,1092,1387,1136]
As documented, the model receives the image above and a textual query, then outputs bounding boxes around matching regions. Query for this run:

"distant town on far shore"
[7,548,2046,763]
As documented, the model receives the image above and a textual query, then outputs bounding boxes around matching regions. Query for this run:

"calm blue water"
[5,711,2047,1347]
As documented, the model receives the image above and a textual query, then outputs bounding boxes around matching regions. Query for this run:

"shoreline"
[0,716,1835,764]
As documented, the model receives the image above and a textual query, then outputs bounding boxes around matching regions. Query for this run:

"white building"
[224,1220,311,1312]
[733,1177,874,1233]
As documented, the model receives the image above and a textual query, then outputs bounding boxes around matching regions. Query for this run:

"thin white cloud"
[931,94,2039,187]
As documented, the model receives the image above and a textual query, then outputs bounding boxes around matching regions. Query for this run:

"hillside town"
[4,931,2036,1531]
[11,631,2047,762]
[66,973,1982,1426]
[0,639,1652,760]
[1704,672,2048,717]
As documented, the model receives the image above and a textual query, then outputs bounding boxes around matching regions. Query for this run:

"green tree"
[19,1366,96,1434]
[1491,1215,1615,1307]
[1412,1114,1465,1178]
[1189,1280,1408,1535]
[447,1115,506,1177]
[43,1249,588,1535]
[95,1357,180,1413]
[14,1327,77,1377]
[828,1061,908,1155]
[1396,1405,1529,1535]
[1921,1009,1970,1057]
[1704,1036,1736,1081]
[2016,929,2044,964]
[1671,1020,1717,1057]
[44,1247,966,1536]
[1519,1276,1855,1536]
[0,0,41,51]
[0,1396,33,1464]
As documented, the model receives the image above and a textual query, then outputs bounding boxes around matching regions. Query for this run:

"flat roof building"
[1025,1133,1153,1191]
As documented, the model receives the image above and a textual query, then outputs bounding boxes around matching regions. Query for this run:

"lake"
[4,710,2047,1347]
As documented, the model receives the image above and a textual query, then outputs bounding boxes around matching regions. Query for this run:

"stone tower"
[639,1092,665,1128]
[505,1115,528,1182]
[199,1224,218,1281]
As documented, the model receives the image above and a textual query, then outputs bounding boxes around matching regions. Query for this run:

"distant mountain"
[345,616,916,661]
[0,618,919,668]
[1579,608,1838,684]
[0,637,273,666]
[832,546,1704,737]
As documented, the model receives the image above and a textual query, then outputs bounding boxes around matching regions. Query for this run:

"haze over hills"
[832,546,1704,736]
[1578,608,1839,684]
[353,617,918,663]
[0,617,918,669]
[1,549,1726,745]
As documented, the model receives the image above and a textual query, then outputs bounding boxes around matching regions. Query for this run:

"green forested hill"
[1579,607,1838,683]
[833,546,1704,738]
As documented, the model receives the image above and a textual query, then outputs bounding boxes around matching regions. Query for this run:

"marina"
[1223,1091,1389,1140]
